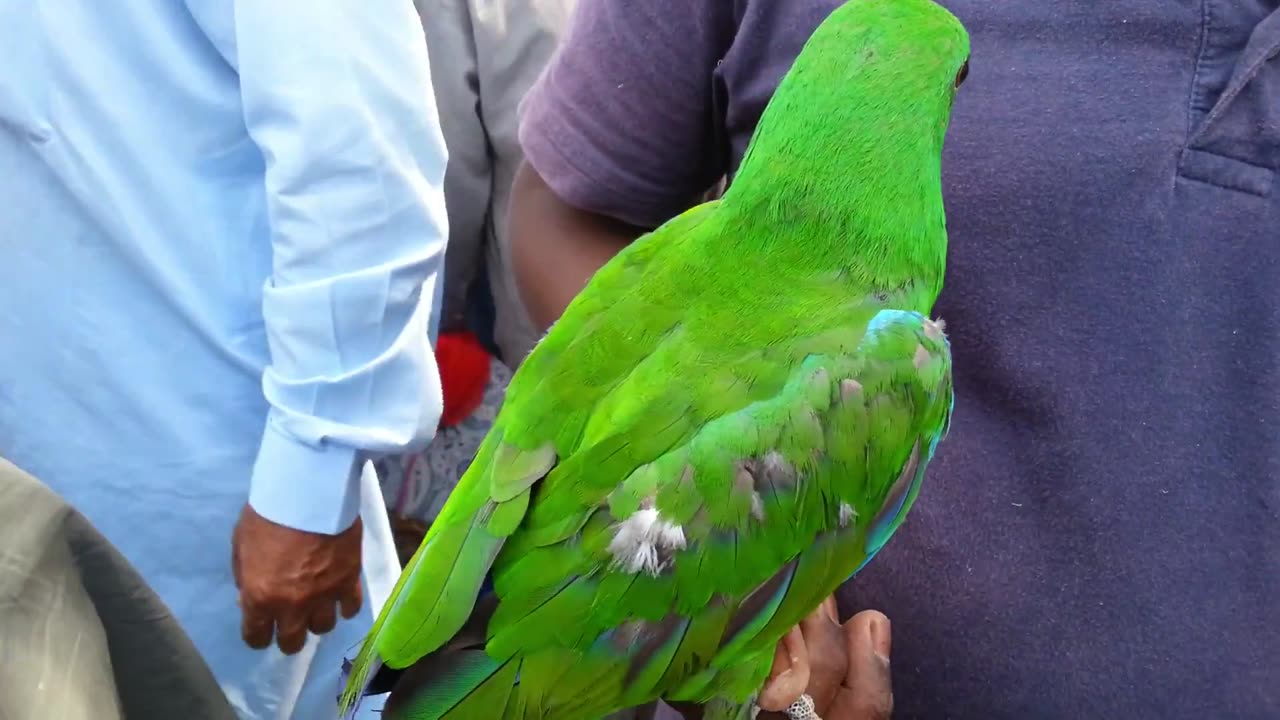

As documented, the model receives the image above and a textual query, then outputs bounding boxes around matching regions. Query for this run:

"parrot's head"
[817,0,971,117]
[727,0,970,297]
[736,0,970,179]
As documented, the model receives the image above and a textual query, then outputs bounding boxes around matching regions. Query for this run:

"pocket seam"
[1188,12,1280,149]
[1177,146,1275,196]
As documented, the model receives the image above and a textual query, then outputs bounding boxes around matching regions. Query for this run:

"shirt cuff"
[249,421,364,535]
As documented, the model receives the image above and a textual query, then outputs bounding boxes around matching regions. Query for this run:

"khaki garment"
[0,457,235,720]
[417,0,576,364]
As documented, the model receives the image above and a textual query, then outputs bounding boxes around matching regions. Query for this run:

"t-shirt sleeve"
[518,0,733,229]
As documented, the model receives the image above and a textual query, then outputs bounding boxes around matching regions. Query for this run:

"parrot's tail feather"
[340,531,442,716]
[338,646,384,719]
[383,650,519,720]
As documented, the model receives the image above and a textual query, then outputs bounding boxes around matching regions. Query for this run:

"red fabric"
[434,331,492,427]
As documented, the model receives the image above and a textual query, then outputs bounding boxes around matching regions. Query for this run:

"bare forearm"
[509,161,644,330]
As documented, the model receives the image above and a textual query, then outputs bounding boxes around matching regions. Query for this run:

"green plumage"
[340,1,970,717]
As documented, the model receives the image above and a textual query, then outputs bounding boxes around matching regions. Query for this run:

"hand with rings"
[756,597,894,720]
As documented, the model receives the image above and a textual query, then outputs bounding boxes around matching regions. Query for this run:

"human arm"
[509,0,733,329]
[508,162,643,330]
[184,0,448,653]
[186,0,449,535]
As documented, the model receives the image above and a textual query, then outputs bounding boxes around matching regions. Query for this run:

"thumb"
[833,610,894,720]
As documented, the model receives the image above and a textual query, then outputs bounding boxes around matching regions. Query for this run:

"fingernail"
[870,616,891,659]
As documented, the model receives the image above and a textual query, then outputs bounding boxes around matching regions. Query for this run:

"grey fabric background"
[418,0,577,363]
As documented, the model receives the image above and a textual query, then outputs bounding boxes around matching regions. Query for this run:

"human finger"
[840,611,893,720]
[799,596,840,632]
[275,608,310,656]
[758,625,811,712]
[308,599,338,635]
[796,597,847,713]
[239,597,275,650]
[339,576,363,619]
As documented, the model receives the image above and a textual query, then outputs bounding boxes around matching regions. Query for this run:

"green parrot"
[340,0,969,717]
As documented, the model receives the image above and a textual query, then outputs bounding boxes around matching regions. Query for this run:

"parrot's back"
[340,1,970,718]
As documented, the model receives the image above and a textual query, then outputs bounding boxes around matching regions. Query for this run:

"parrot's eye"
[954,59,969,88]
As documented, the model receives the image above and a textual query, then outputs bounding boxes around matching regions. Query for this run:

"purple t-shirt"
[519,2,1280,718]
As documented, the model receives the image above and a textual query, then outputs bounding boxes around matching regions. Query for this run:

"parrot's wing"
[337,202,722,716]
[473,308,953,712]
[335,430,552,714]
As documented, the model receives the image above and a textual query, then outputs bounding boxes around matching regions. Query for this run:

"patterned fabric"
[377,358,514,525]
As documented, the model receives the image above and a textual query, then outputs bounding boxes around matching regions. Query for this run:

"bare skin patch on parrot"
[679,463,695,488]
[733,466,767,521]
[620,614,690,683]
[734,452,799,515]
[840,379,863,402]
[608,507,688,575]
[913,343,932,369]
[761,451,796,483]
[607,618,648,652]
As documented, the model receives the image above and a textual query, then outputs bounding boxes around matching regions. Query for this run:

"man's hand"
[231,504,364,655]
[758,599,894,720]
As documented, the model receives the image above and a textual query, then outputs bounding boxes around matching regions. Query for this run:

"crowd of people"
[0,1,1275,719]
